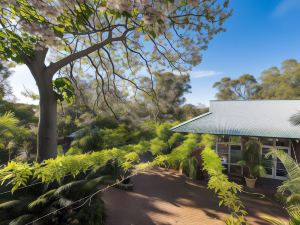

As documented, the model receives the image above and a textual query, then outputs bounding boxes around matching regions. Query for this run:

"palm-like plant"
[238,139,266,179]
[0,112,18,135]
[290,111,300,126]
[263,149,300,225]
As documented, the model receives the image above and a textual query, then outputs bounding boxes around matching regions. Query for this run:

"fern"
[8,214,36,225]
[54,180,86,197]
[200,134,247,225]
[264,149,300,224]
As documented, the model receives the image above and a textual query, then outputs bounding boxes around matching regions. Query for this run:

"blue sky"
[185,0,300,106]
[9,0,300,106]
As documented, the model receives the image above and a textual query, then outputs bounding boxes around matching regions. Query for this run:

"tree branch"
[48,28,133,74]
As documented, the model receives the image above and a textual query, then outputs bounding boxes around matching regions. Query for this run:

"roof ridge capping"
[170,112,212,131]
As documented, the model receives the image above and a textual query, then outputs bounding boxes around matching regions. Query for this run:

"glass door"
[217,143,229,174]
[229,144,242,175]
[261,147,274,178]
[260,138,290,180]
[216,142,242,176]
[275,148,289,178]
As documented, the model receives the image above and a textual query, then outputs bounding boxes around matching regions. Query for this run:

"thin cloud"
[189,70,222,79]
[273,0,300,16]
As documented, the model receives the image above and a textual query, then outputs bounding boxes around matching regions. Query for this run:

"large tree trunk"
[36,75,57,162]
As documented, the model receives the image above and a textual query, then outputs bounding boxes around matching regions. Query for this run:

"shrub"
[201,134,247,224]
[66,147,82,156]
[150,138,168,155]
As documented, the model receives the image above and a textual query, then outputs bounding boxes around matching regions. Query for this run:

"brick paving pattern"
[103,168,288,225]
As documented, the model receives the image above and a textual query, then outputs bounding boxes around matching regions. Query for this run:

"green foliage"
[155,122,175,142]
[0,146,142,193]
[0,175,108,225]
[166,134,199,168]
[263,149,300,225]
[214,59,300,100]
[168,132,184,148]
[53,77,75,104]
[237,139,266,178]
[187,157,198,180]
[150,138,168,155]
[213,74,259,100]
[66,147,82,156]
[0,112,19,134]
[0,101,37,125]
[200,134,247,225]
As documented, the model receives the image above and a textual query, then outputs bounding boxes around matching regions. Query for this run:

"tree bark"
[36,74,57,162]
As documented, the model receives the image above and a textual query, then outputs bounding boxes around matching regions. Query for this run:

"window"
[261,147,273,176]
[217,143,229,164]
[261,138,274,146]
[275,148,289,177]
[276,139,290,147]
[216,138,242,176]
[218,136,230,143]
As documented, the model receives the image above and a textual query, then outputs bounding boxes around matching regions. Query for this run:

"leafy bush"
[66,147,82,156]
[150,138,168,155]
[200,134,247,225]
[167,133,199,168]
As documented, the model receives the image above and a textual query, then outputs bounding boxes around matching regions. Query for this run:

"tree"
[0,0,231,161]
[139,72,191,120]
[213,74,259,100]
[214,59,300,101]
[0,61,12,100]
[258,59,300,99]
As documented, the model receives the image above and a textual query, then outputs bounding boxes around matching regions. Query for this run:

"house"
[171,100,300,181]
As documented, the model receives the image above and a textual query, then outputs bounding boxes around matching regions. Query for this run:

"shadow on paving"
[102,168,288,225]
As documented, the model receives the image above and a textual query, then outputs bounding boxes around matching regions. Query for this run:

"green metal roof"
[171,100,300,139]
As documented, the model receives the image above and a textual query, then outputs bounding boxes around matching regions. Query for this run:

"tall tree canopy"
[258,59,300,99]
[0,0,231,160]
[213,59,300,101]
[213,74,259,100]
[139,72,191,120]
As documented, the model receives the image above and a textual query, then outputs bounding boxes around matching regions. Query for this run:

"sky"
[9,0,300,106]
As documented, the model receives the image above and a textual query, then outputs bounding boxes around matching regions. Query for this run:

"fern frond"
[0,200,21,210]
[0,112,19,132]
[290,111,300,126]
[287,204,300,222]
[261,215,285,225]
[28,198,49,211]
[8,214,35,225]
[54,180,86,197]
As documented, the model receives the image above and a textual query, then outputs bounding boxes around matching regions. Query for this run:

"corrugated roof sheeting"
[171,100,300,139]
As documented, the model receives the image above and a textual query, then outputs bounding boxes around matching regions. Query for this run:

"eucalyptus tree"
[213,74,260,100]
[0,0,231,161]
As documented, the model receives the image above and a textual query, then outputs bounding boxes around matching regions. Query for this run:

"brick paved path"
[103,168,288,225]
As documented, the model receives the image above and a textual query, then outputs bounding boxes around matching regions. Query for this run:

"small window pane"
[230,145,242,164]
[217,144,229,164]
[218,136,230,142]
[276,139,289,147]
[231,145,241,151]
[261,147,273,176]
[261,138,274,146]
